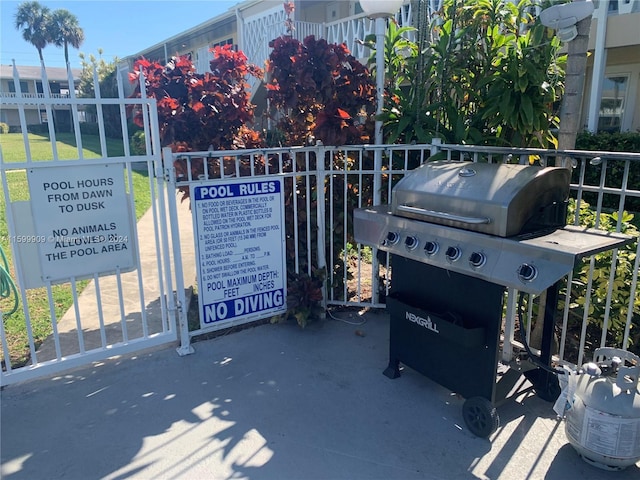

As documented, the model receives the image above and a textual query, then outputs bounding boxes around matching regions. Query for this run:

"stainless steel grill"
[353,160,634,438]
[354,161,631,295]
[390,160,570,236]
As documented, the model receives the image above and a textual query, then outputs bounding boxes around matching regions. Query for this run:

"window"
[8,81,28,93]
[212,38,234,49]
[597,75,628,133]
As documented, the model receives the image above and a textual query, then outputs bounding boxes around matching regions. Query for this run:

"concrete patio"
[2,310,638,480]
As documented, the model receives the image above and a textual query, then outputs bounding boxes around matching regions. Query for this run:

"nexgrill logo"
[406,311,439,333]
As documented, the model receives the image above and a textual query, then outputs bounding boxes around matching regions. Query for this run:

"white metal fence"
[2,64,639,385]
[163,143,640,370]
[0,65,182,386]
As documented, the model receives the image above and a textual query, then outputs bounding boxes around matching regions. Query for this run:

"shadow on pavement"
[2,313,639,480]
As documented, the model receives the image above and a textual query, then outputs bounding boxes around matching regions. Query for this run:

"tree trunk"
[537,3,592,349]
[557,12,592,157]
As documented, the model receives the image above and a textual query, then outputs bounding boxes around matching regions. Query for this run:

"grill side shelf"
[516,226,636,259]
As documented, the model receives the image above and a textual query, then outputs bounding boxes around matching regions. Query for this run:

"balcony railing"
[242,2,416,95]
[0,92,72,99]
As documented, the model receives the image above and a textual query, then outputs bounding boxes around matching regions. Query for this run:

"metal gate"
[0,64,183,386]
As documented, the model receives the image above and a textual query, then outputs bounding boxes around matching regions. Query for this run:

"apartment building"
[117,0,640,135]
[0,65,81,130]
[585,0,640,132]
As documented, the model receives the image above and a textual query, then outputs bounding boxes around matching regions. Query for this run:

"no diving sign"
[192,177,287,328]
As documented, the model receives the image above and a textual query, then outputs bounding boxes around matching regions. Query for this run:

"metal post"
[524,282,561,402]
[502,288,518,363]
[315,142,328,313]
[372,16,385,206]
[161,147,194,356]
[429,137,441,159]
[371,17,387,304]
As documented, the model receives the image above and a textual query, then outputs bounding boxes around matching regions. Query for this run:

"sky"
[1,0,240,70]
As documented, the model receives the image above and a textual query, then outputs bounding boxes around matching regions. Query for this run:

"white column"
[372,16,385,206]
[586,1,608,132]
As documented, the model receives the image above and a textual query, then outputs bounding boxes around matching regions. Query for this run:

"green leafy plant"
[562,199,639,354]
[271,267,326,328]
[344,242,373,264]
[363,20,432,144]
[129,130,146,155]
[575,132,640,212]
[576,131,640,152]
[375,0,564,148]
[78,50,122,138]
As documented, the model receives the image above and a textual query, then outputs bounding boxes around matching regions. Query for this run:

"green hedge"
[26,124,49,135]
[576,131,640,152]
[130,130,146,155]
[574,131,640,213]
[79,122,100,136]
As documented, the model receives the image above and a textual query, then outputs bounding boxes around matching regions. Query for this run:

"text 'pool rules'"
[192,177,287,328]
[28,163,135,282]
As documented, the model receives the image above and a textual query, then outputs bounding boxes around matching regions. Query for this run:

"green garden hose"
[0,245,19,316]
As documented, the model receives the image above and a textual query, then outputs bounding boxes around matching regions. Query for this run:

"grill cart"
[354,161,634,437]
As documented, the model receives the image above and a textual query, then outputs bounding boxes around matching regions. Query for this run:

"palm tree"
[51,9,85,67]
[14,1,52,65]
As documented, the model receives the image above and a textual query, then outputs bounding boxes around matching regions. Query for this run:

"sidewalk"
[35,197,196,363]
[2,311,638,480]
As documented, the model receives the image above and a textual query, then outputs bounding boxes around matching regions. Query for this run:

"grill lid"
[391,161,571,237]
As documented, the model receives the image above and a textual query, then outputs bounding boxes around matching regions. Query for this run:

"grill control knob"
[424,241,439,256]
[469,252,486,268]
[404,235,419,250]
[518,263,538,282]
[445,246,462,262]
[385,231,400,246]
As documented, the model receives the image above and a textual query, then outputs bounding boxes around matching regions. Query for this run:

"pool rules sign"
[28,163,135,282]
[192,178,287,328]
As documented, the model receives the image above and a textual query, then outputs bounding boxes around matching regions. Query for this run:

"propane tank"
[564,347,640,471]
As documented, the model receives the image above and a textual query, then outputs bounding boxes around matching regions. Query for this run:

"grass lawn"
[1,132,153,368]
[0,131,128,162]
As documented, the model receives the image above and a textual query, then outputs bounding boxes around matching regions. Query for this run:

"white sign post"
[28,163,136,282]
[192,177,287,329]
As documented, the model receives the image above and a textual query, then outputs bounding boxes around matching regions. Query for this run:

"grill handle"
[397,205,491,225]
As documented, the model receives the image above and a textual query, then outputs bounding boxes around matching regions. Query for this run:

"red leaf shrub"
[266,35,376,146]
[128,47,264,152]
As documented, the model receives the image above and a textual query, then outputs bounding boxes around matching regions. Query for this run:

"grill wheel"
[462,396,500,438]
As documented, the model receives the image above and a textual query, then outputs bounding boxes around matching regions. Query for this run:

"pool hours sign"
[192,177,287,329]
[28,163,135,282]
